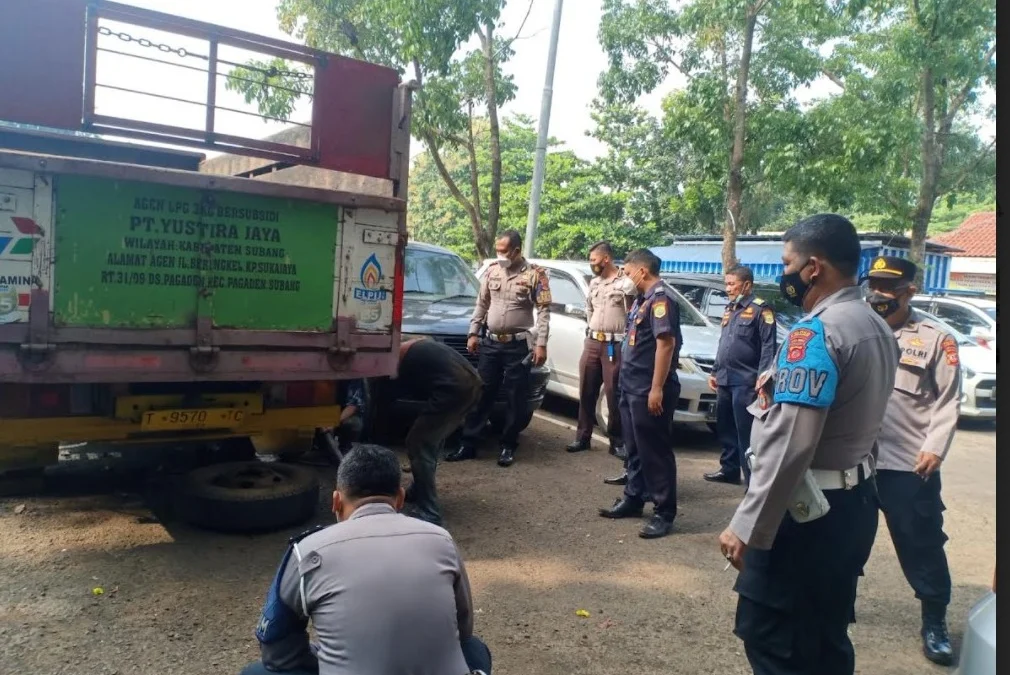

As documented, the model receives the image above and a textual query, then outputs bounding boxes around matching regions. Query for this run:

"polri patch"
[762,308,775,325]
[941,335,959,366]
[786,328,816,363]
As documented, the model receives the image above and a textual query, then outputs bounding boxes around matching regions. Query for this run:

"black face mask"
[779,259,814,308]
[866,292,901,318]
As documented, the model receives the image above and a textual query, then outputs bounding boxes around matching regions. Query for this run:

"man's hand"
[719,528,747,571]
[913,451,943,479]
[532,345,547,366]
[708,375,718,392]
[647,386,664,415]
[466,335,480,354]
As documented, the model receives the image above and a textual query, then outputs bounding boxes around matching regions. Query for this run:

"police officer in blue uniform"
[705,265,777,486]
[598,249,681,539]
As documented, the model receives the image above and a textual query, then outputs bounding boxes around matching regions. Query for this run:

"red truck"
[0,0,412,530]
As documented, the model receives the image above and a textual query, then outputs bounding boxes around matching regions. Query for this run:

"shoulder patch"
[773,318,838,408]
[762,308,775,325]
[940,334,959,367]
[753,297,765,306]
[653,302,667,319]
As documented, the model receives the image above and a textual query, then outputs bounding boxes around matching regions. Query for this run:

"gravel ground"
[0,404,995,675]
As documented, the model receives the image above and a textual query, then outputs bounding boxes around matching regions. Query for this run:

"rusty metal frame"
[82,0,327,166]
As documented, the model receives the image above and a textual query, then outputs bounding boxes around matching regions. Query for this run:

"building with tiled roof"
[929,212,996,295]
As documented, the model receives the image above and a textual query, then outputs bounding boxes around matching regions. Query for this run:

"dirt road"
[0,406,995,675]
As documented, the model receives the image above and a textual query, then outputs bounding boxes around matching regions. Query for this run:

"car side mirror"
[564,304,587,320]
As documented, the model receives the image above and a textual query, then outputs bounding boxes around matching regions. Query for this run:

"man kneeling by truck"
[244,445,492,675]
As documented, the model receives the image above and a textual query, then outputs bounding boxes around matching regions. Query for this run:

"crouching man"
[241,445,493,675]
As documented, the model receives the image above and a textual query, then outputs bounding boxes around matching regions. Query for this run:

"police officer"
[397,337,483,527]
[705,265,777,486]
[244,445,492,675]
[598,249,681,539]
[718,214,898,675]
[865,255,960,666]
[566,241,636,457]
[446,230,551,467]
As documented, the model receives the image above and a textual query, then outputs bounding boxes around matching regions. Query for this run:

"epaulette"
[753,297,765,306]
[288,523,329,546]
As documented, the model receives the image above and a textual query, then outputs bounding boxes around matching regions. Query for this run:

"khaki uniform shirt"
[261,503,474,675]
[876,309,961,471]
[728,286,898,549]
[469,260,552,348]
[587,270,636,334]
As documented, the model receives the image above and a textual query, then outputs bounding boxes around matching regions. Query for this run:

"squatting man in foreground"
[865,255,961,666]
[243,445,492,675]
[718,214,898,675]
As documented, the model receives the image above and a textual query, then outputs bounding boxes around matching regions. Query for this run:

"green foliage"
[409,116,646,261]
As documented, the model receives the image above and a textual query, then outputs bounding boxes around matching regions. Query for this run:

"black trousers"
[406,379,482,524]
[621,382,678,518]
[461,340,531,448]
[716,384,755,482]
[876,469,952,608]
[734,477,878,675]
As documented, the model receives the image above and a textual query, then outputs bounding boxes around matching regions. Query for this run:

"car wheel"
[707,422,718,434]
[174,460,320,533]
[595,386,611,432]
[514,409,535,433]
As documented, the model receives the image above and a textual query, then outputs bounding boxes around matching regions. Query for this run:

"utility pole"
[523,0,564,258]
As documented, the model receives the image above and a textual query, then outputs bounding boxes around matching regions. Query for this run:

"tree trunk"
[480,23,503,242]
[910,67,940,287]
[723,8,758,273]
[421,131,490,258]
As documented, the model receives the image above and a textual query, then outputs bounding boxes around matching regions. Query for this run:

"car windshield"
[917,310,976,346]
[403,247,480,300]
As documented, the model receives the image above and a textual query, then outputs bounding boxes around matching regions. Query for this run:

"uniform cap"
[866,255,917,281]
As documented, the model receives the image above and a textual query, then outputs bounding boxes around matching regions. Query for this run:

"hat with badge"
[866,255,918,282]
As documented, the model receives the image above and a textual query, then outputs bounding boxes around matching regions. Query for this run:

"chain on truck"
[0,0,413,530]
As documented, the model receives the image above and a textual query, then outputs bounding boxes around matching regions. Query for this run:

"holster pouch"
[745,449,831,524]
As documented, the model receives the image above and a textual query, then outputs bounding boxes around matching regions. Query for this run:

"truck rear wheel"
[175,461,320,533]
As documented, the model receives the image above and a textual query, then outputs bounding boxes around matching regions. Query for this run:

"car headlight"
[678,357,700,374]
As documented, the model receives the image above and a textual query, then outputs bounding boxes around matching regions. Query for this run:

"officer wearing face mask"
[865,255,961,666]
[705,265,777,487]
[566,241,636,462]
[598,248,681,539]
[446,230,551,468]
[718,214,898,675]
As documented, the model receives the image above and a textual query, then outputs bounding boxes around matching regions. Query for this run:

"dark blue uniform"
[620,281,681,518]
[712,295,777,482]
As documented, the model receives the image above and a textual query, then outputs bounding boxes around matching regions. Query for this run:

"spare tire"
[175,461,320,533]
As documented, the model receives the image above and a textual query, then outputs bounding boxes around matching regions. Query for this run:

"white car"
[955,569,996,675]
[476,259,721,430]
[911,293,997,351]
[917,310,996,420]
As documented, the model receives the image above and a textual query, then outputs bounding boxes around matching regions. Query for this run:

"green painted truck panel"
[53,175,339,330]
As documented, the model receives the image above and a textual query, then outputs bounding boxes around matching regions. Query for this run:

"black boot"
[609,442,627,461]
[639,513,674,539]
[566,439,590,453]
[444,446,476,462]
[497,445,516,467]
[598,496,644,519]
[603,472,628,486]
[921,602,954,666]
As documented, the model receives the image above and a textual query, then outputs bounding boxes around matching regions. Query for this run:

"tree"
[226,0,517,259]
[597,0,837,269]
[409,116,639,261]
[783,0,996,274]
